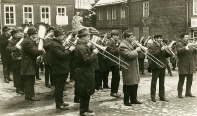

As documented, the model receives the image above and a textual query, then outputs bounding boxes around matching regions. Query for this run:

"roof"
[95,0,127,7]
[75,0,95,9]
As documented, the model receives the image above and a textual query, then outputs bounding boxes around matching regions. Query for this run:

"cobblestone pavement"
[0,65,197,116]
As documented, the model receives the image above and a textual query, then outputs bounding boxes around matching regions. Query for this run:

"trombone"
[131,40,166,68]
[90,35,129,70]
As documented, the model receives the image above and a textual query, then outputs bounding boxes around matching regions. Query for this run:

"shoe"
[151,98,156,102]
[56,105,69,110]
[45,84,52,88]
[178,95,184,98]
[80,112,95,116]
[160,98,168,102]
[87,109,94,113]
[132,100,142,104]
[62,102,69,107]
[36,78,41,80]
[124,103,132,106]
[185,94,196,97]
[110,93,121,98]
[8,78,12,81]
[4,79,9,83]
[74,96,80,103]
[16,90,24,94]
[28,97,40,101]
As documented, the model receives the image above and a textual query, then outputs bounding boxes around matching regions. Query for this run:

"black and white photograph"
[0,0,197,116]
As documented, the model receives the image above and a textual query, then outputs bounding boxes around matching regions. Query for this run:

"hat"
[2,26,10,32]
[77,28,90,38]
[111,30,119,36]
[27,27,37,36]
[123,31,133,38]
[89,27,99,35]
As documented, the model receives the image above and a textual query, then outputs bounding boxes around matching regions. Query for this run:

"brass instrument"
[131,40,166,68]
[160,41,176,56]
[90,35,129,70]
[63,33,78,49]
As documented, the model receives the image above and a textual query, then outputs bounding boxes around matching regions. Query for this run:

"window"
[23,5,34,24]
[112,8,117,20]
[57,6,66,16]
[56,6,68,25]
[107,8,111,20]
[98,8,103,20]
[4,5,16,25]
[40,6,51,24]
[193,0,197,15]
[193,31,197,38]
[143,1,149,17]
[120,7,126,19]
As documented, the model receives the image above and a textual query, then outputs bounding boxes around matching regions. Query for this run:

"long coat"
[176,39,196,75]
[119,40,140,85]
[0,33,12,64]
[20,37,42,76]
[44,39,71,75]
[73,39,97,96]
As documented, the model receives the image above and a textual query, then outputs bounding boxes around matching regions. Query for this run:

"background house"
[0,0,75,30]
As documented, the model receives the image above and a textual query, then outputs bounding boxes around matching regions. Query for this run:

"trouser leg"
[186,74,193,96]
[123,85,130,104]
[102,70,109,88]
[23,76,35,98]
[80,95,90,114]
[53,74,67,106]
[151,70,158,99]
[111,66,120,93]
[45,65,50,85]
[177,74,185,96]
[130,84,138,102]
[159,69,165,99]
[3,63,10,80]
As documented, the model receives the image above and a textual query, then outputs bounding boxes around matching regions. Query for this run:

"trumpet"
[90,35,129,70]
[63,33,78,49]
[132,40,166,68]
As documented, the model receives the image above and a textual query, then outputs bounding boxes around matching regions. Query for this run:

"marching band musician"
[176,33,196,98]
[149,35,173,102]
[43,26,55,88]
[106,30,121,98]
[43,28,75,110]
[0,26,13,83]
[7,28,24,94]
[73,28,98,116]
[20,27,43,101]
[119,31,142,106]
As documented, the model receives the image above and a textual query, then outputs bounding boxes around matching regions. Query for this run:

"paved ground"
[0,65,197,116]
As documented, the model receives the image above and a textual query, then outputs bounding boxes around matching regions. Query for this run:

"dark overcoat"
[176,39,196,75]
[73,39,97,96]
[44,39,70,75]
[20,37,42,76]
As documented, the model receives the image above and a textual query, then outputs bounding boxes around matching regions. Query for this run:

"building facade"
[95,0,128,32]
[95,0,197,40]
[0,0,75,29]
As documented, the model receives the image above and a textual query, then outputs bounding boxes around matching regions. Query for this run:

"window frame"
[193,0,197,15]
[23,5,34,24]
[120,7,126,20]
[143,1,149,17]
[57,6,66,16]
[112,7,117,20]
[40,6,51,25]
[4,4,16,26]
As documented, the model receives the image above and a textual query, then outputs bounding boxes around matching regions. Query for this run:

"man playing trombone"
[149,35,173,102]
[119,31,142,106]
[176,33,197,98]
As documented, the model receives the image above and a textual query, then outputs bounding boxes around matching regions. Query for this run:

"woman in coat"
[119,31,142,106]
